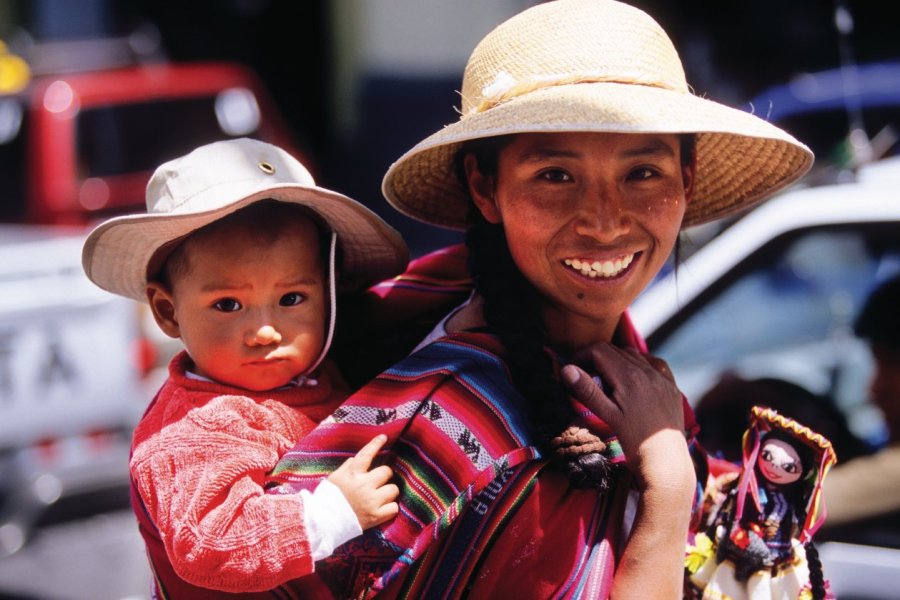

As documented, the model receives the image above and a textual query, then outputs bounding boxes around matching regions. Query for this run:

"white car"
[0,226,146,556]
[631,155,900,440]
[629,155,900,599]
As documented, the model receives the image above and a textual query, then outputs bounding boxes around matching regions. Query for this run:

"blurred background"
[3,0,898,254]
[1,1,899,598]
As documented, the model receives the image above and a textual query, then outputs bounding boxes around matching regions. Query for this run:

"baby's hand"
[327,434,399,530]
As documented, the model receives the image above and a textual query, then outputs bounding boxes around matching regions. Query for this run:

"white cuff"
[300,479,363,561]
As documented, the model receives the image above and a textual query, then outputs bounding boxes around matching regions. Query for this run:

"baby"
[82,138,408,595]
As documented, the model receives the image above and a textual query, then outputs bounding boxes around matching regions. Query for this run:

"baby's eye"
[280,292,305,307]
[213,298,242,312]
[782,462,799,474]
[539,169,572,183]
[761,449,773,462]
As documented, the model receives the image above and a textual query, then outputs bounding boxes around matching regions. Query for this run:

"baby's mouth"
[563,254,635,278]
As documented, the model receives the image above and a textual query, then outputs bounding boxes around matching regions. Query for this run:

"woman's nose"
[573,187,630,238]
[247,324,282,346]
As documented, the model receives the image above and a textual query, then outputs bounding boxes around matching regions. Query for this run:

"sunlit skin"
[465,132,694,354]
[757,438,803,485]
[146,217,326,391]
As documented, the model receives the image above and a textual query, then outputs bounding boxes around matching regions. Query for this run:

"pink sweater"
[130,351,347,593]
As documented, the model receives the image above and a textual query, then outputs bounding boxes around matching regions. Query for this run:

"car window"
[653,226,900,442]
[75,91,261,179]
[660,231,874,361]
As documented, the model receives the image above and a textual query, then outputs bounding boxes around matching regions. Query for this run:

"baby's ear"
[146,282,181,339]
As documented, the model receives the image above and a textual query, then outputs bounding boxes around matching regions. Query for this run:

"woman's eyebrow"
[518,148,581,162]
[518,140,678,163]
[621,140,677,159]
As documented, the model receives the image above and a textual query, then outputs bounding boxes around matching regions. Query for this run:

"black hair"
[457,133,696,488]
[855,273,900,351]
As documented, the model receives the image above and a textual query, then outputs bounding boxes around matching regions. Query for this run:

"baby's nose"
[249,325,282,345]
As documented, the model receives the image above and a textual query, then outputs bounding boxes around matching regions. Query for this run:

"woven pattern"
[265,316,698,598]
[382,0,813,231]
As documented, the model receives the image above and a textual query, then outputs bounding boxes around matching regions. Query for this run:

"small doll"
[686,406,837,600]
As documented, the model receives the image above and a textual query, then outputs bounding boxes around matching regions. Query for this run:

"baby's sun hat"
[83,137,409,303]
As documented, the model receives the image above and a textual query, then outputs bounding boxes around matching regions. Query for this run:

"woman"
[267,0,813,597]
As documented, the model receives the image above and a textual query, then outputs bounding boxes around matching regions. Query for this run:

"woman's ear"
[682,156,697,203]
[146,282,181,339]
[463,154,502,224]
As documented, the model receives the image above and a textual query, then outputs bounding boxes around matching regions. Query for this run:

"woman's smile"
[563,252,637,279]
[467,131,691,347]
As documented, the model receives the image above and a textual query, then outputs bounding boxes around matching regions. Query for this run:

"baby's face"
[169,217,326,391]
[757,437,803,485]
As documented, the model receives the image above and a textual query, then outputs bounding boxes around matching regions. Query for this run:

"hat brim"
[383,81,814,230]
[83,184,409,302]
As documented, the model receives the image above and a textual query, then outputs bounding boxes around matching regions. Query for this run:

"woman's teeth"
[564,255,634,278]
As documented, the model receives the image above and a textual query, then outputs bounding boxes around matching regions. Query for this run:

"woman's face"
[465,131,692,348]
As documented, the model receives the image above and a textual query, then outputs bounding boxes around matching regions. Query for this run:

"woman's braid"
[465,210,612,490]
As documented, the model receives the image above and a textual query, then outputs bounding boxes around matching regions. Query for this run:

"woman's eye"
[628,167,656,181]
[213,298,241,312]
[539,169,571,183]
[280,292,305,307]
[761,450,773,462]
[783,463,799,474]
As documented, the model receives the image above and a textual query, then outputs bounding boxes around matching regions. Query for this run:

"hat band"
[468,71,678,116]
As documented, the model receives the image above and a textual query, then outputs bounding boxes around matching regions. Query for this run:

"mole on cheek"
[577,293,585,300]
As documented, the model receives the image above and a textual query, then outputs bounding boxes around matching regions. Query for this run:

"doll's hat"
[738,406,837,543]
[83,138,409,302]
[382,0,813,230]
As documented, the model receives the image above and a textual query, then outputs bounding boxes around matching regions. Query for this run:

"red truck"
[0,57,307,556]
[1,60,306,225]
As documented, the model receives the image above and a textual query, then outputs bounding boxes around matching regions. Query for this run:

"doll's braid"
[804,540,827,600]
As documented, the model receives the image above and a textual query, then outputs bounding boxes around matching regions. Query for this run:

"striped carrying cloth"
[266,325,688,598]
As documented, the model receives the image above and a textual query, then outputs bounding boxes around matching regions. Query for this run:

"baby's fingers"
[370,501,400,527]
[349,434,389,470]
[378,482,400,503]
[366,464,394,486]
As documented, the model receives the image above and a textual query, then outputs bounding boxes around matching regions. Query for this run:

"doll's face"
[758,438,803,485]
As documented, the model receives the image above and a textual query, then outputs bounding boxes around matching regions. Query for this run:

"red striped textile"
[267,324,700,598]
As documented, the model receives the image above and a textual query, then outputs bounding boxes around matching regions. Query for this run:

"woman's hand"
[561,344,693,493]
[562,345,696,598]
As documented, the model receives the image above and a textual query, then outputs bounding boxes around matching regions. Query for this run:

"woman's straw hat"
[382,0,814,230]
[83,138,408,302]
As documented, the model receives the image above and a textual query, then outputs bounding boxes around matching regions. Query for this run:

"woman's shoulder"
[384,329,509,377]
[342,329,528,431]
[420,329,506,356]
